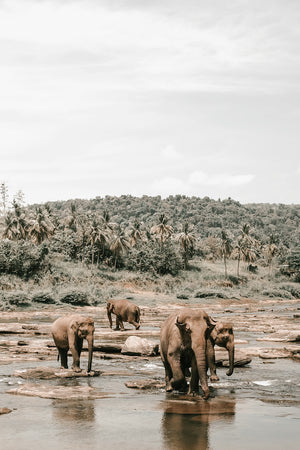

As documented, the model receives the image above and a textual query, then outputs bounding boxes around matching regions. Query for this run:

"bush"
[59,290,90,306]
[31,292,56,304]
[6,293,31,307]
[125,241,183,276]
[0,240,49,279]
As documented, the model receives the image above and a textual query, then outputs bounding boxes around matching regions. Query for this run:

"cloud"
[161,145,182,161]
[188,171,255,187]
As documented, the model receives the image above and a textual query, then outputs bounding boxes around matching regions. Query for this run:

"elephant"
[160,308,216,399]
[207,321,235,382]
[51,314,94,373]
[106,299,140,331]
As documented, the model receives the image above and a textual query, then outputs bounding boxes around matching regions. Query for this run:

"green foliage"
[0,240,49,279]
[125,240,183,276]
[59,289,90,306]
[31,291,56,304]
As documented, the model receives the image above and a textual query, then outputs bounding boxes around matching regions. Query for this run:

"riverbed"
[0,295,299,449]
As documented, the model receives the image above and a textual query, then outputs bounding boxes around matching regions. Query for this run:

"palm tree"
[128,220,144,246]
[109,226,131,269]
[87,218,110,265]
[150,214,173,246]
[264,234,278,276]
[28,207,55,244]
[176,222,196,270]
[65,203,80,232]
[2,201,28,240]
[233,223,259,275]
[219,230,233,279]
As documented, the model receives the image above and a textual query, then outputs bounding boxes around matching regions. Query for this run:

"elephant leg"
[59,348,68,369]
[207,339,219,382]
[188,356,199,395]
[77,338,83,358]
[169,353,188,392]
[128,316,140,330]
[162,356,173,392]
[116,316,125,331]
[70,344,81,372]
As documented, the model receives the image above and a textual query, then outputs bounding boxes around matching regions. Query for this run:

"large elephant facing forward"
[107,299,140,331]
[51,314,94,372]
[160,308,216,399]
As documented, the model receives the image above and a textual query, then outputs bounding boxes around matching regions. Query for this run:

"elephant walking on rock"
[51,314,95,373]
[160,308,216,399]
[107,299,140,331]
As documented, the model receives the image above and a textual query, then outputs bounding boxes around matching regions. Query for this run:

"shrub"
[0,240,49,279]
[125,241,183,276]
[6,293,31,307]
[59,290,90,306]
[31,292,56,304]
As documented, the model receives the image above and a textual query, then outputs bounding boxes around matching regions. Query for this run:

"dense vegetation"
[0,189,299,309]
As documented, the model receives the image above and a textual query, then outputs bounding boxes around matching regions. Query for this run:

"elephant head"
[175,309,216,399]
[71,317,95,372]
[211,321,235,376]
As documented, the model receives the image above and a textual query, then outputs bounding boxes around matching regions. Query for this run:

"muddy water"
[0,298,300,450]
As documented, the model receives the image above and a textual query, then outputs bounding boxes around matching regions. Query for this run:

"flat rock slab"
[259,349,292,359]
[14,367,101,379]
[0,407,13,415]
[125,379,165,390]
[7,383,108,400]
[215,349,252,367]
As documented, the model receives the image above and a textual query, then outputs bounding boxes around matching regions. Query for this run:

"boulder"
[125,379,165,390]
[215,349,252,367]
[14,367,101,379]
[7,384,107,400]
[121,336,159,356]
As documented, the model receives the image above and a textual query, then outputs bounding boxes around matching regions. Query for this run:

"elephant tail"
[57,353,60,362]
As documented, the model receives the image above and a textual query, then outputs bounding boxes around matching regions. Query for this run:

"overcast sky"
[1,0,299,205]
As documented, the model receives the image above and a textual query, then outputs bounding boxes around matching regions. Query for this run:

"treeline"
[0,193,299,280]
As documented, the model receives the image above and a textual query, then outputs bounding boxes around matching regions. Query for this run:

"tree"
[2,201,28,241]
[150,214,173,246]
[28,207,55,244]
[219,230,233,279]
[264,234,278,276]
[233,223,260,275]
[0,182,9,215]
[109,226,131,269]
[176,222,196,270]
[128,220,144,246]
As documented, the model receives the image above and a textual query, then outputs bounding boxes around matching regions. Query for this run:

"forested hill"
[34,195,299,248]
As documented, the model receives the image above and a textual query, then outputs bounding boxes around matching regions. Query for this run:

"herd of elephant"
[51,299,235,400]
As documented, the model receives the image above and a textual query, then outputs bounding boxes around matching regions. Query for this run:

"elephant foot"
[114,327,120,331]
[136,325,140,330]
[72,366,82,373]
[210,374,219,382]
[60,365,68,369]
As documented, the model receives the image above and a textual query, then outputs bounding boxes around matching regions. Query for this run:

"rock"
[259,349,291,359]
[121,336,159,356]
[257,331,300,342]
[125,379,165,390]
[215,349,252,367]
[14,367,101,379]
[7,384,107,400]
[0,407,13,415]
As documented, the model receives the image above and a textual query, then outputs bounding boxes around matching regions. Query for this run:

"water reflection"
[161,396,236,450]
[52,399,95,423]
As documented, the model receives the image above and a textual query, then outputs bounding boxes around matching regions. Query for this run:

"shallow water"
[1,300,300,449]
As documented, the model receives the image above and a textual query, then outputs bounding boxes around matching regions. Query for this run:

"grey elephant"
[160,308,216,399]
[207,321,235,382]
[106,299,140,331]
[51,314,95,372]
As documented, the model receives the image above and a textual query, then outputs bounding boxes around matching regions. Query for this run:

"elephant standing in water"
[106,299,140,331]
[160,308,216,399]
[51,314,95,372]
[207,321,235,382]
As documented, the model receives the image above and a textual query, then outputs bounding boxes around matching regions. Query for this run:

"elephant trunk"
[193,346,210,399]
[87,336,93,373]
[226,339,235,376]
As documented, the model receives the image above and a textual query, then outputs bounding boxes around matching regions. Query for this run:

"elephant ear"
[175,317,191,334]
[70,320,80,333]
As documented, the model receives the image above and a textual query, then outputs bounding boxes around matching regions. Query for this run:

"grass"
[0,257,299,311]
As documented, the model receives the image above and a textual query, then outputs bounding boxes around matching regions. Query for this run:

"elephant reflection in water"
[52,399,95,423]
[161,398,235,450]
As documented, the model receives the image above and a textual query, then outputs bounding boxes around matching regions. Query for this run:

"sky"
[1,0,300,205]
